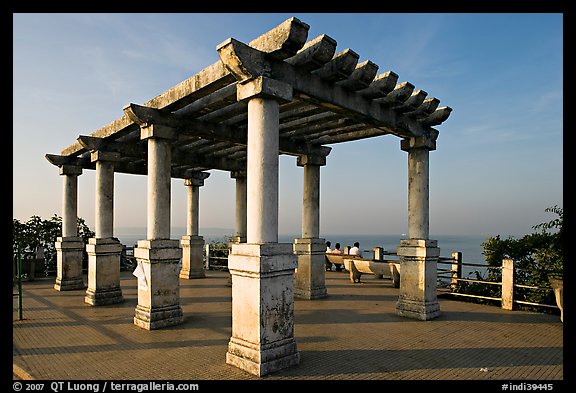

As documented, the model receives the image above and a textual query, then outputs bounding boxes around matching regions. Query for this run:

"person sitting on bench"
[331,242,342,254]
[349,242,362,257]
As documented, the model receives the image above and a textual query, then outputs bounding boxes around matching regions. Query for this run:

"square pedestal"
[395,239,441,321]
[293,238,327,299]
[54,237,85,291]
[133,239,183,330]
[226,243,300,376]
[84,238,124,306]
[180,235,206,279]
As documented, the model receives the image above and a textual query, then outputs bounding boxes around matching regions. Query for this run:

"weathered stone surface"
[248,16,309,60]
[180,235,205,279]
[420,106,453,126]
[85,237,123,306]
[405,97,440,119]
[285,34,337,72]
[312,49,360,82]
[236,76,293,103]
[337,60,379,91]
[134,239,181,261]
[227,243,299,376]
[134,241,183,330]
[396,240,441,321]
[293,238,327,299]
[357,71,399,98]
[375,81,415,107]
[54,237,84,291]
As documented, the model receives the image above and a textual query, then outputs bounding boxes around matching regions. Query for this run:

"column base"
[54,278,85,291]
[134,304,184,330]
[85,287,124,306]
[54,236,85,291]
[85,238,123,306]
[395,297,441,321]
[226,243,299,376]
[179,270,206,279]
[293,238,327,300]
[294,287,327,300]
[395,239,441,321]
[226,336,300,377]
[180,235,206,279]
[134,239,184,330]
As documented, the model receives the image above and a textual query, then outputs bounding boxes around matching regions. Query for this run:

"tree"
[479,206,563,310]
[455,206,563,312]
[13,215,95,277]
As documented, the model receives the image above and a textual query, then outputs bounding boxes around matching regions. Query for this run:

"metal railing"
[436,252,559,311]
[204,243,230,271]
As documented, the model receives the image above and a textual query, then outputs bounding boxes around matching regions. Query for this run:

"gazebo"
[46,16,452,377]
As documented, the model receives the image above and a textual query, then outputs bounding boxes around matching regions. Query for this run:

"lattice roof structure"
[46,16,451,178]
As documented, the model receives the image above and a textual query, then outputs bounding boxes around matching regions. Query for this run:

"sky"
[12,13,563,239]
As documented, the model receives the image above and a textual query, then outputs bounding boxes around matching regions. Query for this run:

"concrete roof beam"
[357,71,399,99]
[404,97,441,120]
[392,89,428,113]
[247,17,309,60]
[374,82,415,107]
[311,49,360,83]
[285,34,337,72]
[336,60,379,91]
[419,107,453,126]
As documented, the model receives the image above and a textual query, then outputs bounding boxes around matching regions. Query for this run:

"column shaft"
[181,177,206,280]
[62,174,78,237]
[407,148,429,239]
[187,185,200,236]
[86,157,123,306]
[235,176,247,240]
[247,98,279,243]
[302,164,320,238]
[226,78,299,376]
[147,137,172,239]
[55,166,84,291]
[95,160,114,238]
[136,129,182,329]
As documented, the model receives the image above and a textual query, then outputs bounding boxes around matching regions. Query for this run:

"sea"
[115,227,495,278]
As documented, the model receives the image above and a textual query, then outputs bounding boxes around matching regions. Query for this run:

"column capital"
[59,165,82,176]
[184,172,210,187]
[237,76,293,103]
[296,154,327,167]
[90,150,121,163]
[140,123,178,141]
[400,133,438,152]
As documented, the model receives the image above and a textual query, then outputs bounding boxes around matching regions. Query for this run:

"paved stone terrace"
[13,270,564,382]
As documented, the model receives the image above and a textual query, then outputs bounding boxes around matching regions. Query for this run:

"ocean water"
[115,228,492,277]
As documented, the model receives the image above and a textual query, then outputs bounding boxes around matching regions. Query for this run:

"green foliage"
[466,206,564,312]
[208,239,232,257]
[206,239,232,270]
[13,215,95,277]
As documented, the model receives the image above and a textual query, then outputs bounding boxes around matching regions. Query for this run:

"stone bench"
[343,257,401,287]
[325,253,351,271]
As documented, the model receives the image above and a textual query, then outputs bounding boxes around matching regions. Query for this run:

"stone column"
[84,151,124,305]
[54,164,85,291]
[396,136,441,320]
[180,172,210,279]
[294,154,327,300]
[226,171,247,287]
[231,170,247,244]
[134,124,183,330]
[226,77,299,377]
